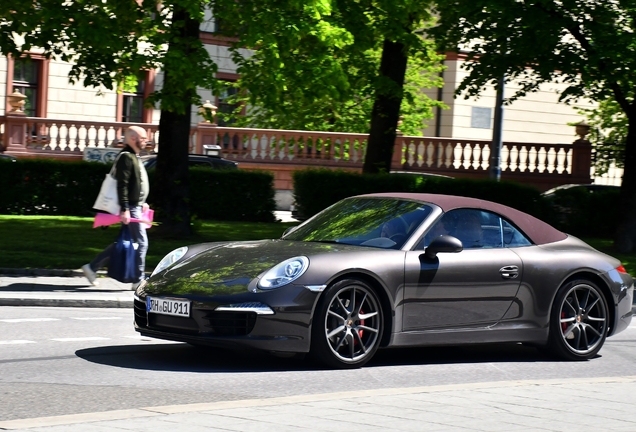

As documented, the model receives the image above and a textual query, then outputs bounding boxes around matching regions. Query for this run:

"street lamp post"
[489,75,505,181]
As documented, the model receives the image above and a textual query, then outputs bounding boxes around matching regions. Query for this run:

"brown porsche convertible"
[134,193,633,368]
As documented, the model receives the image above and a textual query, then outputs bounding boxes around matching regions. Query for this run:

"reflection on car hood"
[143,240,364,297]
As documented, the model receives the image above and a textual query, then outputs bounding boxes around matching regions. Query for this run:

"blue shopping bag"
[107,225,139,283]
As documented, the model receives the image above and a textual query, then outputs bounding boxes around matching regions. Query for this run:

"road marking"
[0,318,60,323]
[70,317,123,320]
[51,337,110,342]
[0,340,36,344]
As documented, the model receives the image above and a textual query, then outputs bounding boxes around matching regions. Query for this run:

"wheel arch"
[561,271,616,335]
[323,272,394,348]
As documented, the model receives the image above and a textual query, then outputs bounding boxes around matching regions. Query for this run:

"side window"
[420,209,532,250]
[448,209,486,249]
[502,219,532,247]
[190,160,211,168]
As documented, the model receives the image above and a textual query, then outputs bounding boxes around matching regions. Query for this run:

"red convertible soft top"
[359,192,567,245]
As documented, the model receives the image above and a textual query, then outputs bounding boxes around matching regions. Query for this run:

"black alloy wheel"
[548,279,608,360]
[311,278,383,369]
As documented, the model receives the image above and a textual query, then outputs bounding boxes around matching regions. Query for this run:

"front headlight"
[151,246,188,277]
[258,256,309,289]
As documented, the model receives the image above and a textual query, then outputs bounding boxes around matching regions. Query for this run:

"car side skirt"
[388,323,548,347]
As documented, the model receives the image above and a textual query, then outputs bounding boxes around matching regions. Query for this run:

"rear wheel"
[548,279,608,360]
[311,278,383,369]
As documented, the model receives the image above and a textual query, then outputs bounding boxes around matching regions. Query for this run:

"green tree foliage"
[578,100,627,176]
[223,40,445,137]
[0,0,220,235]
[212,0,444,167]
[433,0,636,252]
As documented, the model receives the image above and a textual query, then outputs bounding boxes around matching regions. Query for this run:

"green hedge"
[0,158,276,222]
[186,167,276,222]
[293,169,553,222]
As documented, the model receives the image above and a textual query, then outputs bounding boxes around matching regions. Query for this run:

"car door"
[402,209,524,331]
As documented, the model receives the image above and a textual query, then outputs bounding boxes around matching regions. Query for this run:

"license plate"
[146,296,191,317]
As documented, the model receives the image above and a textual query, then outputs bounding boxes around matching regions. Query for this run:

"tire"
[310,278,383,369]
[547,279,609,361]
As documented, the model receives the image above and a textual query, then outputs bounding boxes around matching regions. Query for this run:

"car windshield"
[283,197,432,249]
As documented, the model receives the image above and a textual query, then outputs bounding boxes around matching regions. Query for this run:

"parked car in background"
[0,154,17,162]
[142,154,238,170]
[542,183,620,198]
[541,183,621,236]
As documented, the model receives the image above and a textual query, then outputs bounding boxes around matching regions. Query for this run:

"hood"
[143,239,365,298]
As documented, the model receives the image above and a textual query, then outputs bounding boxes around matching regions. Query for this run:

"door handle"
[500,265,519,279]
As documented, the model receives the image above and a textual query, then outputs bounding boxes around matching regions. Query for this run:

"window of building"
[471,107,492,129]
[122,79,145,123]
[12,58,40,117]
[216,81,240,127]
[116,71,154,123]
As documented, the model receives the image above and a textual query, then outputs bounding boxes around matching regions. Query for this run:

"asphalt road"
[2,306,636,424]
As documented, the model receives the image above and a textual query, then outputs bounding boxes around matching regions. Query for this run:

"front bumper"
[133,285,320,353]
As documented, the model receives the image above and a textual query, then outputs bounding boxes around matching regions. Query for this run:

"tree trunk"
[154,108,192,237]
[152,6,200,237]
[614,112,636,253]
[363,38,409,174]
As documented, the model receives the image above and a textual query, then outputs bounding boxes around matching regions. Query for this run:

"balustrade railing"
[396,136,575,176]
[194,125,370,166]
[10,117,162,152]
[1,115,604,189]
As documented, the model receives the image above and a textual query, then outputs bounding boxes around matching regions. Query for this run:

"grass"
[1,216,634,276]
[0,216,297,270]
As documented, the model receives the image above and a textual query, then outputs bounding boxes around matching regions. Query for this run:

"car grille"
[134,298,256,337]
[202,311,256,336]
[133,298,147,327]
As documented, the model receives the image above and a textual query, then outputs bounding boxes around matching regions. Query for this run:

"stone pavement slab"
[0,377,635,431]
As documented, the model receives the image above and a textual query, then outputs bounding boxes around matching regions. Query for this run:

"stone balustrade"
[0,113,600,192]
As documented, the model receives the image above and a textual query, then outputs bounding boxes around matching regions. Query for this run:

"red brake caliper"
[357,307,365,342]
[561,311,567,333]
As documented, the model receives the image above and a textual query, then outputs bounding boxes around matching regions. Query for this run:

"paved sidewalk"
[0,269,134,308]
[1,376,635,431]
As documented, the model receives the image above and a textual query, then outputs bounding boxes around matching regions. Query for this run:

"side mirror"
[424,235,463,259]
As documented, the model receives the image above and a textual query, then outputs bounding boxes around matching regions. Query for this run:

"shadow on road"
[76,341,556,373]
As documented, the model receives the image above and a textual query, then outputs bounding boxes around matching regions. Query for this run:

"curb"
[0,298,133,308]
[0,268,89,277]
[0,268,135,308]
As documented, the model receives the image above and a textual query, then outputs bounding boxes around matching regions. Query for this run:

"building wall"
[423,58,596,145]
[0,56,6,116]
[46,61,119,121]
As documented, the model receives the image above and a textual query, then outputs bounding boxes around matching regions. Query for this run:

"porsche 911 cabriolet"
[134,193,633,368]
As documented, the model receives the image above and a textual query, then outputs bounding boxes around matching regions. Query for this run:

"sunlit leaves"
[578,99,629,175]
[212,0,442,134]
[0,0,216,112]
[433,0,636,108]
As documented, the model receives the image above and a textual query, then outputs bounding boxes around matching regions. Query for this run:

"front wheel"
[310,278,383,369]
[547,279,609,360]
